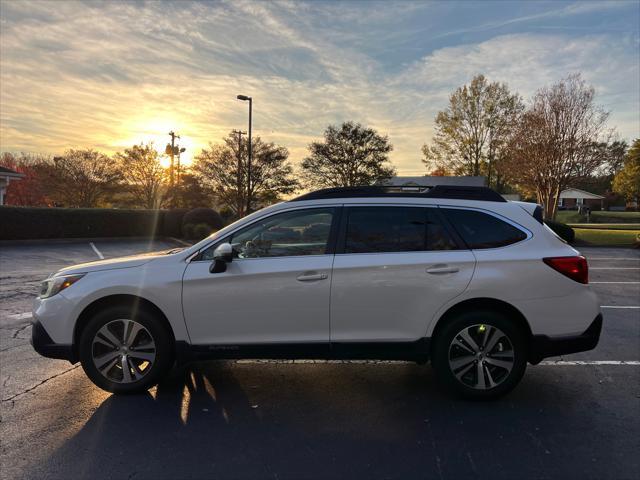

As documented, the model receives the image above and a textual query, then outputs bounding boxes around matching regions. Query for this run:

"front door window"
[200,208,336,261]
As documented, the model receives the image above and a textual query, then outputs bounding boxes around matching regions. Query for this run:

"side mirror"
[210,243,233,273]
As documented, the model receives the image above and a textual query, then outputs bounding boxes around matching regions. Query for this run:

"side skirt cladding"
[175,338,431,365]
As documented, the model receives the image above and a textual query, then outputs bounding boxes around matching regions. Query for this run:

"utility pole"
[232,129,246,217]
[166,131,185,207]
[167,131,180,188]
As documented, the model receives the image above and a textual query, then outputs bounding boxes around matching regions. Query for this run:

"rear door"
[330,205,475,342]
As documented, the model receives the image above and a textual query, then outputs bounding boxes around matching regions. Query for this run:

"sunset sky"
[1,0,638,174]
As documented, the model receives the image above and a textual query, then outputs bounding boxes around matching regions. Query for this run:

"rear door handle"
[426,265,459,275]
[297,272,328,282]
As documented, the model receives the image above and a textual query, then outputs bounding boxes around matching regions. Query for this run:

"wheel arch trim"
[429,297,533,351]
[73,294,176,357]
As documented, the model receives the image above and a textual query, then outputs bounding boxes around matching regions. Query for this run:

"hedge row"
[0,206,189,240]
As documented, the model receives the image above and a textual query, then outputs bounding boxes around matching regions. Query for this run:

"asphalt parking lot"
[1,240,638,480]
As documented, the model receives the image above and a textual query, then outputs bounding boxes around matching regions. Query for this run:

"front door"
[182,207,338,346]
[330,205,475,343]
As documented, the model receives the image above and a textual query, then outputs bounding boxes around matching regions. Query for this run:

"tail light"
[543,256,588,284]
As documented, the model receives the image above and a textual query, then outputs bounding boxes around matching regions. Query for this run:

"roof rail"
[290,185,506,203]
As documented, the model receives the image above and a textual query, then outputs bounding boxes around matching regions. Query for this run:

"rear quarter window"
[441,208,528,249]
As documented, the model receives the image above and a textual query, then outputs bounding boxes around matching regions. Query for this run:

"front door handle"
[297,272,328,282]
[426,265,459,275]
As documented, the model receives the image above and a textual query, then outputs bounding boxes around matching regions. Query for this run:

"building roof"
[0,166,24,178]
[559,188,604,200]
[380,176,486,187]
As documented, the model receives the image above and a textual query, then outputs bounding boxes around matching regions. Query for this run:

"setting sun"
[118,118,199,167]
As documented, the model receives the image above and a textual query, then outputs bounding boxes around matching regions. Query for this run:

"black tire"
[78,305,174,394]
[432,310,527,400]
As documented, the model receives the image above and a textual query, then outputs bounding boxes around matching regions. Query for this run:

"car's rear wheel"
[432,310,527,400]
[78,305,173,394]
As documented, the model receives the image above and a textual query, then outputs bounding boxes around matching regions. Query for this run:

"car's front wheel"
[432,310,527,400]
[78,305,174,394]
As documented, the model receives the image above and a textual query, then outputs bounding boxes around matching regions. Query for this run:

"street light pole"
[231,129,246,217]
[237,95,252,213]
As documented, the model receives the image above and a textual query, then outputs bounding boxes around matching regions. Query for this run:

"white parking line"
[235,359,640,365]
[539,360,640,366]
[89,242,104,259]
[590,267,640,270]
[587,258,640,261]
[591,282,640,284]
[600,306,640,309]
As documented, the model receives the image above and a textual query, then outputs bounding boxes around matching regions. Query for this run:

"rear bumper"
[529,313,602,364]
[31,320,77,364]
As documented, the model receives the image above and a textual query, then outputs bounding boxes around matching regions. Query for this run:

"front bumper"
[31,320,77,363]
[529,313,602,364]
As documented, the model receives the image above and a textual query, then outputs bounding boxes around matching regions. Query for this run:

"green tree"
[301,121,395,188]
[193,132,298,218]
[613,139,640,206]
[572,140,628,195]
[422,75,524,190]
[44,149,122,207]
[114,143,166,209]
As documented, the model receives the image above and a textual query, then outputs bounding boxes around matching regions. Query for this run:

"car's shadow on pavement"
[28,362,636,480]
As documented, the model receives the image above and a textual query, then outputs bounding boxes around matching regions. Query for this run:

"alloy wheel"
[447,324,515,390]
[91,319,156,383]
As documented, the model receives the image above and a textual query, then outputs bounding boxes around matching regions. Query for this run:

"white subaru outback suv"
[31,186,602,399]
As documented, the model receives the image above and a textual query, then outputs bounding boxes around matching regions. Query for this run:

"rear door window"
[343,207,459,253]
[441,208,527,249]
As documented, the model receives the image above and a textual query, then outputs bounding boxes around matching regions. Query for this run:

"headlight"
[39,274,86,299]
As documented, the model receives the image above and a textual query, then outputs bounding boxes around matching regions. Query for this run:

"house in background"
[0,166,24,205]
[559,188,604,211]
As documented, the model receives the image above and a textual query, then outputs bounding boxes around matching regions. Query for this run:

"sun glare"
[118,118,198,168]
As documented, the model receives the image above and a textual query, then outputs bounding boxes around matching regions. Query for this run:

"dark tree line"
[1,120,396,219]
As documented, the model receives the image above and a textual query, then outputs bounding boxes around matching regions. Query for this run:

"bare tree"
[506,74,610,219]
[192,133,299,218]
[301,121,395,188]
[43,149,122,207]
[422,75,524,188]
[114,143,166,209]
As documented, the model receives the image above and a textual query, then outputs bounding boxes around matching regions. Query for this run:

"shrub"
[163,208,188,238]
[219,206,236,225]
[182,223,195,240]
[182,223,215,241]
[182,208,224,232]
[545,220,575,243]
[193,223,214,240]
